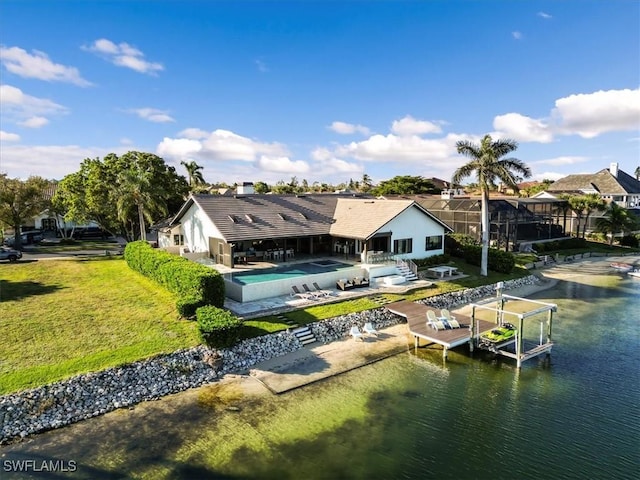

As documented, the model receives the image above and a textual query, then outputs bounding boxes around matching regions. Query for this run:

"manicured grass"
[0,258,200,394]
[28,240,122,253]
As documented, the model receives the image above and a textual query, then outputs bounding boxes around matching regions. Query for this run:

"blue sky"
[1,1,639,187]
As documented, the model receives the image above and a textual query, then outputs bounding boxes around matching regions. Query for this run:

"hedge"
[459,245,516,274]
[532,237,586,253]
[196,306,243,347]
[124,241,225,316]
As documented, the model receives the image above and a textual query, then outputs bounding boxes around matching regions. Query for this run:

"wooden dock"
[386,300,497,357]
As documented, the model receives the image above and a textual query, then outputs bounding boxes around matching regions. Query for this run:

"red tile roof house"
[161,192,452,302]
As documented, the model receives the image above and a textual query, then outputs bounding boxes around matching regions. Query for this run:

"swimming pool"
[223,259,368,302]
[229,260,352,285]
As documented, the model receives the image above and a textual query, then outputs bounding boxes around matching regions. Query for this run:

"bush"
[620,235,639,248]
[414,254,450,267]
[196,306,243,347]
[124,241,225,316]
[458,245,515,274]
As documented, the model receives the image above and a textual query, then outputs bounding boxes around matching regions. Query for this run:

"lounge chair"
[441,309,461,328]
[336,278,355,291]
[302,283,323,298]
[363,322,378,336]
[313,282,336,296]
[350,325,364,341]
[290,285,316,300]
[427,310,447,330]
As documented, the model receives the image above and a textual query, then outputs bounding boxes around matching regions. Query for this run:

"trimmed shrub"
[414,254,451,267]
[196,306,243,348]
[458,244,515,274]
[124,241,225,316]
[620,235,639,248]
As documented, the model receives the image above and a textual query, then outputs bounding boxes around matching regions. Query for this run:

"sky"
[1,1,639,187]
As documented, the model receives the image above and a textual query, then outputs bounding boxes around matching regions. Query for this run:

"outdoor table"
[427,265,458,278]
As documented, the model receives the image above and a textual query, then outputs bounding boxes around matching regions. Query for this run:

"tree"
[55,152,189,239]
[635,166,640,180]
[0,175,51,250]
[564,193,605,238]
[180,160,205,189]
[372,175,438,196]
[360,173,374,193]
[595,202,639,245]
[452,135,531,276]
[253,181,270,194]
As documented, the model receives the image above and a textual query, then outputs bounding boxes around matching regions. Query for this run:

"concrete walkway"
[249,324,412,393]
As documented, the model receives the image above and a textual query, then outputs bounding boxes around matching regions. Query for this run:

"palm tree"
[580,193,606,239]
[116,167,166,241]
[181,160,205,189]
[635,166,640,181]
[596,202,638,245]
[452,134,531,276]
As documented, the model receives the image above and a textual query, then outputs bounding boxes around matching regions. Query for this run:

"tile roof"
[177,194,344,242]
[330,198,414,239]
[546,169,640,195]
[173,194,452,242]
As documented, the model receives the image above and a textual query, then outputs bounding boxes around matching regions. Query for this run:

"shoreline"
[2,254,638,445]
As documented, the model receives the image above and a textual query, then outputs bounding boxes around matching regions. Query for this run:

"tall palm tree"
[180,160,205,189]
[580,193,606,239]
[635,166,640,181]
[596,202,638,245]
[116,167,166,241]
[452,134,531,276]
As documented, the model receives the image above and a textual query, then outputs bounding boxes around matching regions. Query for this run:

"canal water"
[2,272,639,479]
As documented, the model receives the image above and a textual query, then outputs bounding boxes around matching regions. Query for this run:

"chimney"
[610,162,619,178]
[237,182,255,195]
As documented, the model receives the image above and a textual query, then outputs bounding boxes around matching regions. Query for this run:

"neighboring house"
[166,194,452,268]
[533,162,640,234]
[535,163,640,208]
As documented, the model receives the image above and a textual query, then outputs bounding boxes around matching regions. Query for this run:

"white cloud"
[336,133,453,163]
[18,116,49,128]
[328,121,370,136]
[0,46,92,86]
[512,31,523,40]
[83,38,164,75]
[127,108,175,123]
[531,171,565,182]
[391,115,442,136]
[0,144,127,180]
[538,12,553,19]
[157,129,289,163]
[255,155,309,174]
[493,113,554,143]
[0,85,67,126]
[552,88,640,138]
[0,130,20,142]
[157,137,203,157]
[177,128,209,139]
[532,156,589,166]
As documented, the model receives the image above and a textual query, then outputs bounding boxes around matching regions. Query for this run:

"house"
[166,194,452,268]
[535,163,640,209]
[533,162,640,234]
[165,193,452,302]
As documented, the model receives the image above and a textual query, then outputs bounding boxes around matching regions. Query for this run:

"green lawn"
[0,258,200,394]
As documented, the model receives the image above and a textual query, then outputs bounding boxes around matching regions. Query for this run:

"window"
[393,238,413,254]
[173,234,184,246]
[425,235,443,251]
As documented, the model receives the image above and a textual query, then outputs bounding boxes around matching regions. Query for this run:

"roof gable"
[330,198,451,239]
[547,169,640,195]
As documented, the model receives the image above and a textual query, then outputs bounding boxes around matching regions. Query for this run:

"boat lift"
[469,282,557,368]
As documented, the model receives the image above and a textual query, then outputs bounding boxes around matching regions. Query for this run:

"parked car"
[3,231,44,246]
[0,246,22,262]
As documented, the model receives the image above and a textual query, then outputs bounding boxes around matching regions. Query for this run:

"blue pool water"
[230,260,352,285]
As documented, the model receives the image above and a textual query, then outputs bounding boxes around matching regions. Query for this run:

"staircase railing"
[395,258,418,278]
